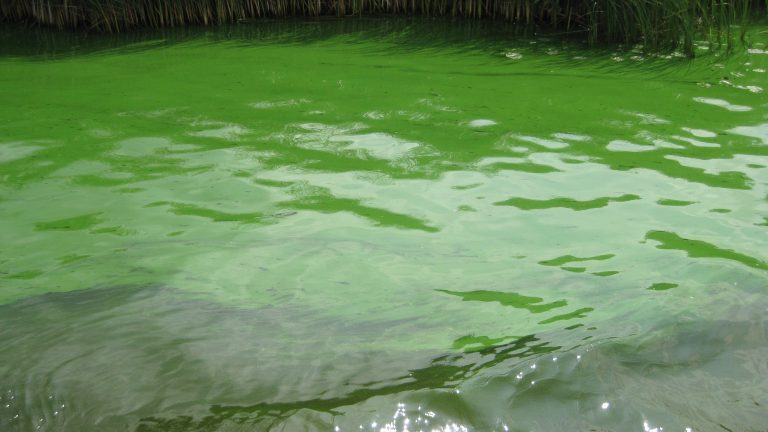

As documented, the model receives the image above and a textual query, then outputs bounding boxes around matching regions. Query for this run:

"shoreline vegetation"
[0,1,766,55]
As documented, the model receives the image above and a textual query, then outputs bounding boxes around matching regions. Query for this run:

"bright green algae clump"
[0,20,767,432]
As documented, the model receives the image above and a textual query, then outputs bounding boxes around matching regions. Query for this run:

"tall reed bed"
[0,0,764,53]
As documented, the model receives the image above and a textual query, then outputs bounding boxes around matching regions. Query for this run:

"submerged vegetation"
[1,0,766,54]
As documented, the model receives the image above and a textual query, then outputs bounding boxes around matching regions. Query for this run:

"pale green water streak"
[0,19,767,432]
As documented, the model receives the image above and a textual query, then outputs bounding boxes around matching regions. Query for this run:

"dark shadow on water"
[0,17,539,59]
[2,15,755,82]
[1,285,767,430]
[135,333,563,431]
[0,284,568,431]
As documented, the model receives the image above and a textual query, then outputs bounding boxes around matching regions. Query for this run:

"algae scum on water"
[1,20,768,432]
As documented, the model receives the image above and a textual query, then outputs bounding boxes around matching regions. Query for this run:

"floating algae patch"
[538,254,615,267]
[1,19,768,432]
[494,194,640,211]
[656,198,697,206]
[645,230,768,271]
[436,289,568,314]
[34,212,105,231]
[647,282,680,291]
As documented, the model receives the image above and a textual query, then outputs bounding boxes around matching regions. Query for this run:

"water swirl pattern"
[0,19,767,432]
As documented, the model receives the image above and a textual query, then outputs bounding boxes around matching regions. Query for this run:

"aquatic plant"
[0,0,765,54]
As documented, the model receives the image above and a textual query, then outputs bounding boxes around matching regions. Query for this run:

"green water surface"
[1,19,767,432]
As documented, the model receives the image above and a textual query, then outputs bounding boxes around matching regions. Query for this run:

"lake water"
[1,19,767,432]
